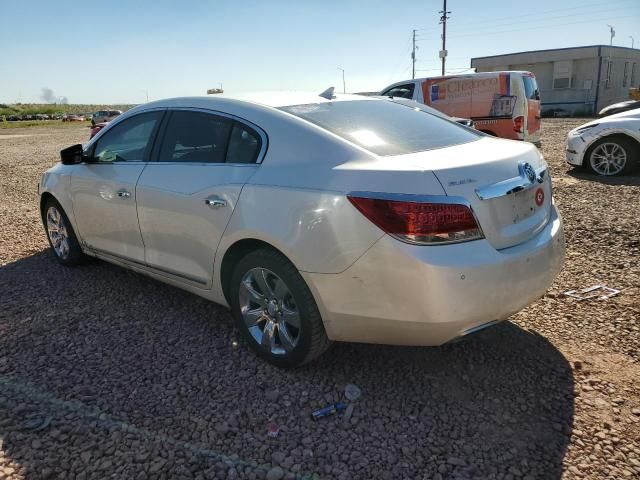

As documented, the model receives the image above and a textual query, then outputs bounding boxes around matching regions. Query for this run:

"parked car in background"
[380,71,541,144]
[91,109,122,125]
[40,92,564,366]
[566,108,640,176]
[598,100,640,118]
[63,114,85,122]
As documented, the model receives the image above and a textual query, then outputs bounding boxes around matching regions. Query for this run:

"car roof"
[136,93,376,113]
[223,91,372,108]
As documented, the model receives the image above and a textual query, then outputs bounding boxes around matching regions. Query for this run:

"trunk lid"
[383,137,552,249]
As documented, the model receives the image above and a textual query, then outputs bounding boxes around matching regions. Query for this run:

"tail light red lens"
[513,115,524,133]
[347,195,484,245]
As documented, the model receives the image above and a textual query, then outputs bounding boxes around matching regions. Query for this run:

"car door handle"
[117,189,131,199]
[205,196,226,209]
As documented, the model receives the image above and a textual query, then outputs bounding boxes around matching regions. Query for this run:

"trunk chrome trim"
[475,166,546,201]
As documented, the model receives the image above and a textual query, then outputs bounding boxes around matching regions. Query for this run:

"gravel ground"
[0,121,638,480]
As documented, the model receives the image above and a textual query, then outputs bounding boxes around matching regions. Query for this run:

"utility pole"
[630,36,635,49]
[439,1,450,76]
[337,67,346,93]
[411,29,416,79]
[608,24,615,46]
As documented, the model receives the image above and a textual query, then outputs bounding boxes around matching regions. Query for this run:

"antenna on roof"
[319,87,335,100]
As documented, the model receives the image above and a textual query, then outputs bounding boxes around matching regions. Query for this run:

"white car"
[40,91,565,366]
[566,108,640,176]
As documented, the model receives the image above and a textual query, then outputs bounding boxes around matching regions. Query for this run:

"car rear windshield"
[279,100,480,156]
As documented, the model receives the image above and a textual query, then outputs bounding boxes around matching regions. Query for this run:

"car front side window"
[93,111,163,162]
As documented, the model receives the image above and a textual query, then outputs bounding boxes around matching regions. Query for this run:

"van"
[380,71,541,145]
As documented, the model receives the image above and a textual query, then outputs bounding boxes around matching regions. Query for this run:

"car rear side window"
[93,111,163,162]
[158,111,233,163]
[279,100,480,156]
[226,123,262,164]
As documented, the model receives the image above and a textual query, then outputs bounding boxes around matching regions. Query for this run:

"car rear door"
[135,109,264,287]
[70,110,164,262]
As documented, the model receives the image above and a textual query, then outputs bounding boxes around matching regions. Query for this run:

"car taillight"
[347,195,483,245]
[513,116,524,133]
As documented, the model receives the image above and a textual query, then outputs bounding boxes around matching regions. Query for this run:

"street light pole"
[337,67,346,93]
[630,36,635,49]
[608,24,615,46]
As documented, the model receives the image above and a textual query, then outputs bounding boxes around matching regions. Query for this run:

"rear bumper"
[304,205,564,346]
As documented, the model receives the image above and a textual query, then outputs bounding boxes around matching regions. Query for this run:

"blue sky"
[1,0,639,104]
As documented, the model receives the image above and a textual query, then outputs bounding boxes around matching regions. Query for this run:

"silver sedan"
[40,91,564,366]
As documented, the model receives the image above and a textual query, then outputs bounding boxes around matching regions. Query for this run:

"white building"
[471,45,640,116]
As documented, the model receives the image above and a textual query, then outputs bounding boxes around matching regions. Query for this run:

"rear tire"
[585,136,637,176]
[42,198,85,266]
[229,248,331,367]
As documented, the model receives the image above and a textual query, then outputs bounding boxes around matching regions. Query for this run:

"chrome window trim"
[158,107,269,165]
[144,162,259,168]
[346,190,485,246]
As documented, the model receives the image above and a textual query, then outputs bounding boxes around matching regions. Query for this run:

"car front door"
[135,109,264,287]
[70,110,164,262]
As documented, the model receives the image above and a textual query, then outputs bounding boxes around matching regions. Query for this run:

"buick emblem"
[520,162,537,184]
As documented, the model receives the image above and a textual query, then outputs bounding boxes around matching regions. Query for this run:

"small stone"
[265,390,279,402]
[80,451,91,464]
[135,452,150,462]
[215,422,230,435]
[227,467,238,479]
[631,408,640,416]
[149,458,167,473]
[447,457,466,467]
[266,466,284,480]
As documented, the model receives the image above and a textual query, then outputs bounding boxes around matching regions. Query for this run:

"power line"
[451,0,636,28]
[412,6,638,41]
[445,15,635,39]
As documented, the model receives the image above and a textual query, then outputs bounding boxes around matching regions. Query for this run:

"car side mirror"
[60,144,87,165]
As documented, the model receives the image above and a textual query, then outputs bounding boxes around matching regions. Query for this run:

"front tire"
[229,248,331,367]
[42,198,85,265]
[585,136,637,176]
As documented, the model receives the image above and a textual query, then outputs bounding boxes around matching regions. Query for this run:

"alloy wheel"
[590,142,627,176]
[239,267,301,356]
[46,206,70,260]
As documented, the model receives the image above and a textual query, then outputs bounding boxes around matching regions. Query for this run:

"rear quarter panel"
[217,185,384,275]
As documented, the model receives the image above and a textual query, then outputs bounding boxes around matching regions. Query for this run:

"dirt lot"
[0,121,638,480]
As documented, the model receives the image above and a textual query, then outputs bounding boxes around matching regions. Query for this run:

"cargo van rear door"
[523,74,541,143]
